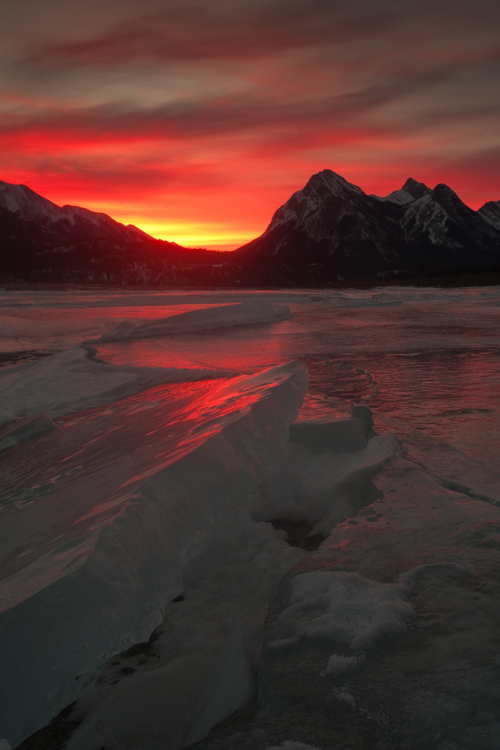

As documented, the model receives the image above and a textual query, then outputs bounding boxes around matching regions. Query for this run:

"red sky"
[1,0,499,249]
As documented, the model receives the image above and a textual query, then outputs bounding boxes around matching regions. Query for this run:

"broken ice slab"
[0,360,308,748]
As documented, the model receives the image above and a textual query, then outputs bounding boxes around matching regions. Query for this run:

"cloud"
[24,0,395,67]
[1,0,500,244]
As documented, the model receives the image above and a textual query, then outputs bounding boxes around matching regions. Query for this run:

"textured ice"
[0,344,226,427]
[2,286,500,750]
[63,506,303,750]
[0,412,54,453]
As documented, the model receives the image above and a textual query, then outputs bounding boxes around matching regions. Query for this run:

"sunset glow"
[1,0,499,249]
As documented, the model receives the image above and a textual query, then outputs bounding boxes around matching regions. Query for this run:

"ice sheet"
[0,360,308,747]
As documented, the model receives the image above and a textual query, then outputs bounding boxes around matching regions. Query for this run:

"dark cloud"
[25,0,395,66]
[18,0,500,75]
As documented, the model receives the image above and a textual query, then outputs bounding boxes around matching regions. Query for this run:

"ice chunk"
[0,360,308,747]
[272,570,414,651]
[63,506,302,750]
[254,435,399,536]
[0,412,54,453]
[98,301,291,341]
[287,393,376,454]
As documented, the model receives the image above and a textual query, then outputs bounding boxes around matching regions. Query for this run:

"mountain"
[478,200,500,232]
[0,180,221,284]
[232,170,500,284]
[2,173,500,286]
[372,177,432,205]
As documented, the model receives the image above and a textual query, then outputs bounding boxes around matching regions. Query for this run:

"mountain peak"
[401,178,432,200]
[306,169,364,196]
[477,199,500,232]
[372,178,431,206]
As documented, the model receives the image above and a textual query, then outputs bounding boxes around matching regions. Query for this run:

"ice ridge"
[98,301,291,341]
[0,360,308,747]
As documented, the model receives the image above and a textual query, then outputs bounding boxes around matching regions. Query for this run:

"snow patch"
[273,571,414,651]
[254,435,398,537]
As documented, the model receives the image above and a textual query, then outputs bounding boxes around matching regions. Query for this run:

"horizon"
[1,0,499,251]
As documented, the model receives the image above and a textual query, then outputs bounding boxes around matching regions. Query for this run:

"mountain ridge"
[1,172,499,286]
[232,169,500,284]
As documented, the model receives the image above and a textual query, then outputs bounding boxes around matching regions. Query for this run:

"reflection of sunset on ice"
[1,287,500,749]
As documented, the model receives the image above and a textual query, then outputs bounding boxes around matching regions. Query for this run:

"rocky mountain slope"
[232,171,500,284]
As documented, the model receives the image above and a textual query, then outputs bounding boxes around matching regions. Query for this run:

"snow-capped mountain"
[234,170,500,283]
[372,177,432,206]
[0,179,220,284]
[0,180,150,241]
[2,173,500,286]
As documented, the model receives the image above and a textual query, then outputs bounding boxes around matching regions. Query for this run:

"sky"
[1,0,500,250]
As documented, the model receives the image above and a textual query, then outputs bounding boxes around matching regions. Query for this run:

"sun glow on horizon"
[125,222,258,251]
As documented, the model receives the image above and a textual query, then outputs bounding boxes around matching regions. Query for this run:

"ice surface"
[0,344,227,427]
[98,301,291,341]
[63,506,303,750]
[184,621,254,746]
[0,360,308,747]
[2,286,500,750]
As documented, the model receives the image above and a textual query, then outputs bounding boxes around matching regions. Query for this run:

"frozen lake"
[1,287,499,750]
